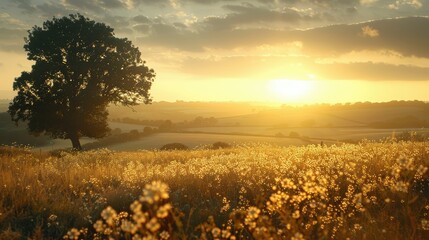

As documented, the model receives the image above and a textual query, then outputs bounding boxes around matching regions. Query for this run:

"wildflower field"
[0,142,428,239]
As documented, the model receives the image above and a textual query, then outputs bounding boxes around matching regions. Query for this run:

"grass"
[0,141,428,239]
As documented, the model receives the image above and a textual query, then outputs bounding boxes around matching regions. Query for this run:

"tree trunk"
[70,134,82,151]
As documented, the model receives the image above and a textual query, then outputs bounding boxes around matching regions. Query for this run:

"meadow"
[0,141,428,239]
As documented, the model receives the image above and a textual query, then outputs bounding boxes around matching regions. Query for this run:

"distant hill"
[106,100,429,128]
[1,100,428,148]
[218,101,429,128]
[108,101,269,122]
[0,101,53,147]
[0,112,50,146]
[0,99,10,112]
[0,90,15,100]
[4,100,428,128]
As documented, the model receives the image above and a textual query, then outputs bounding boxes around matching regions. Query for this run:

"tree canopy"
[8,14,155,150]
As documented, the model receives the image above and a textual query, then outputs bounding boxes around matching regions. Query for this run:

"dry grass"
[0,142,428,239]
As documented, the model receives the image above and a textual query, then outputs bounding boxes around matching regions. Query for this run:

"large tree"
[8,14,155,150]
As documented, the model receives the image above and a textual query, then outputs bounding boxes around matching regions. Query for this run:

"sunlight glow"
[268,79,315,102]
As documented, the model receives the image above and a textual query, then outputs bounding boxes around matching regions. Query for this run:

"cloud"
[139,23,203,51]
[133,24,151,33]
[138,16,429,59]
[65,0,126,13]
[181,55,429,81]
[181,55,301,78]
[131,0,360,6]
[0,28,26,53]
[36,2,75,18]
[201,3,320,30]
[360,0,379,5]
[101,0,127,8]
[361,25,379,37]
[131,0,169,7]
[135,4,322,50]
[13,0,127,18]
[312,62,429,81]
[388,0,423,10]
[99,14,133,35]
[12,1,76,19]
[14,0,37,13]
[0,13,26,28]
[4,3,429,61]
[296,17,429,58]
[257,0,360,7]
[133,15,152,24]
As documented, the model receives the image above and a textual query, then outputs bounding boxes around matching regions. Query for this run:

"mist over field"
[2,100,429,151]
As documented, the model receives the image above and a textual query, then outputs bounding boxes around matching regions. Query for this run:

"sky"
[0,0,429,104]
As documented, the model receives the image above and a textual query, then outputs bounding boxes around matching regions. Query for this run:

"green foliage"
[8,14,155,150]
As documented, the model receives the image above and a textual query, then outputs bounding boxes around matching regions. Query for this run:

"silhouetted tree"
[8,14,155,150]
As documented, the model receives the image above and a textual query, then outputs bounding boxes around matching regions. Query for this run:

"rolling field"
[29,123,429,152]
[30,130,314,152]
[1,142,428,239]
[2,100,429,152]
[108,132,313,151]
[186,126,429,141]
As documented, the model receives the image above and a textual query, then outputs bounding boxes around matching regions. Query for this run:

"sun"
[268,79,314,102]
